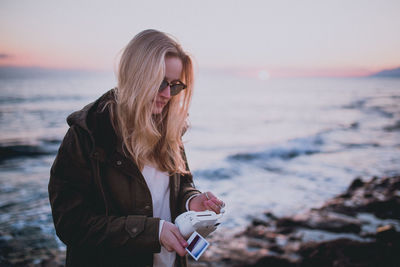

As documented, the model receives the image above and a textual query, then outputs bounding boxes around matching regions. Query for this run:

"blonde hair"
[112,29,194,174]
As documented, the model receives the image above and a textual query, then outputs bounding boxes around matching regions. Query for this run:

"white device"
[175,210,223,239]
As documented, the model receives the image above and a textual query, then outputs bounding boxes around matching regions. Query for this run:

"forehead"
[165,57,183,81]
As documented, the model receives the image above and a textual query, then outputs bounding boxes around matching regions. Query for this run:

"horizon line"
[0,64,399,79]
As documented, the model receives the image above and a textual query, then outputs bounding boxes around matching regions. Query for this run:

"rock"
[365,198,400,219]
[348,177,364,192]
[245,256,298,267]
[194,176,400,266]
[376,224,400,243]
[276,210,362,234]
[0,226,64,267]
[264,212,278,220]
[2,176,400,266]
[299,237,400,267]
[252,218,270,227]
[323,176,400,220]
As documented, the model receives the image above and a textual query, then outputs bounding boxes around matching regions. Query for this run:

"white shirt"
[141,165,175,267]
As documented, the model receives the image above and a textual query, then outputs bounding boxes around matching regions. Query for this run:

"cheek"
[154,93,162,102]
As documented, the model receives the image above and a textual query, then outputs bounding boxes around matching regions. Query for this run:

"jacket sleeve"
[48,126,161,253]
[177,148,201,213]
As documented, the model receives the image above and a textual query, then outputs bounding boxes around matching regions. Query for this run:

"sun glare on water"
[258,70,270,80]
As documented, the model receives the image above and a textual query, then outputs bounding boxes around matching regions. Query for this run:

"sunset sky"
[1,0,399,77]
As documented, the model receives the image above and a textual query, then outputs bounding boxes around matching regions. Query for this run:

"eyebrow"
[164,77,182,83]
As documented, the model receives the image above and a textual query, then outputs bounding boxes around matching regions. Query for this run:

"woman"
[48,29,224,267]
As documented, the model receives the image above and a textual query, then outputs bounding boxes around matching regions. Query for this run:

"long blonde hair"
[113,29,194,174]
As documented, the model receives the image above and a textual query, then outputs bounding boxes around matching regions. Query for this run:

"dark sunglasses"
[158,79,187,96]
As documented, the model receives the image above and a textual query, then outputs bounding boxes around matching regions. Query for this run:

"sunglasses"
[158,79,187,96]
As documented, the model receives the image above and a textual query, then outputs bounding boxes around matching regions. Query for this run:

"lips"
[156,101,166,107]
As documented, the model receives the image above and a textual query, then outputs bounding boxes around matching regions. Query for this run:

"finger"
[203,192,212,202]
[161,237,173,252]
[203,200,217,213]
[208,199,223,213]
[164,229,186,256]
[172,227,188,247]
[206,192,224,207]
[209,198,224,208]
[170,236,187,257]
[205,191,216,199]
[203,200,211,209]
[161,235,174,252]
[176,247,188,257]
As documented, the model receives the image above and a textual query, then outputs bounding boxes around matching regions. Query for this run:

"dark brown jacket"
[48,90,200,267]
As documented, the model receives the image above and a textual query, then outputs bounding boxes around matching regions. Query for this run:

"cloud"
[0,53,12,59]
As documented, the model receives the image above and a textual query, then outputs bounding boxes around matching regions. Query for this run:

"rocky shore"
[0,225,64,267]
[191,175,400,267]
[1,175,399,266]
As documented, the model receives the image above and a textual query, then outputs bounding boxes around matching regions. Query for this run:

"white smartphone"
[185,231,209,261]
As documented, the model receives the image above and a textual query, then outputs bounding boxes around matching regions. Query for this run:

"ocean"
[0,69,399,251]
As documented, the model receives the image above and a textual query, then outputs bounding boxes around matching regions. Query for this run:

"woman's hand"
[189,191,225,214]
[159,222,188,256]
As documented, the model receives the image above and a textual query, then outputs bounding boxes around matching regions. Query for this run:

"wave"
[340,143,380,149]
[343,99,367,109]
[0,95,83,105]
[343,98,395,118]
[0,139,60,162]
[194,167,240,180]
[384,120,400,132]
[229,134,324,163]
[369,106,394,118]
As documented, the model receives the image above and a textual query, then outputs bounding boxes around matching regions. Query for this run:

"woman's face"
[152,56,183,114]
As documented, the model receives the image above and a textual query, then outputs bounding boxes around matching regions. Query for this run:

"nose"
[159,85,171,98]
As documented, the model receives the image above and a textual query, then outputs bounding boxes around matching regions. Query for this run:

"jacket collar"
[66,89,123,161]
[66,89,181,215]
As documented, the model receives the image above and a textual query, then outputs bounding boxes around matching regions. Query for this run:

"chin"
[152,107,163,114]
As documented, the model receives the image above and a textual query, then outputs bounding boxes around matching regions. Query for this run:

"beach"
[1,70,399,265]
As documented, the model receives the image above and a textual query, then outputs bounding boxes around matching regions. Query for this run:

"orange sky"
[1,0,399,77]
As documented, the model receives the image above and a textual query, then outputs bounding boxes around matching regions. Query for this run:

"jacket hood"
[66,89,115,130]
[66,89,118,153]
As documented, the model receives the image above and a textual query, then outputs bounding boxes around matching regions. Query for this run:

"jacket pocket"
[125,215,146,238]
